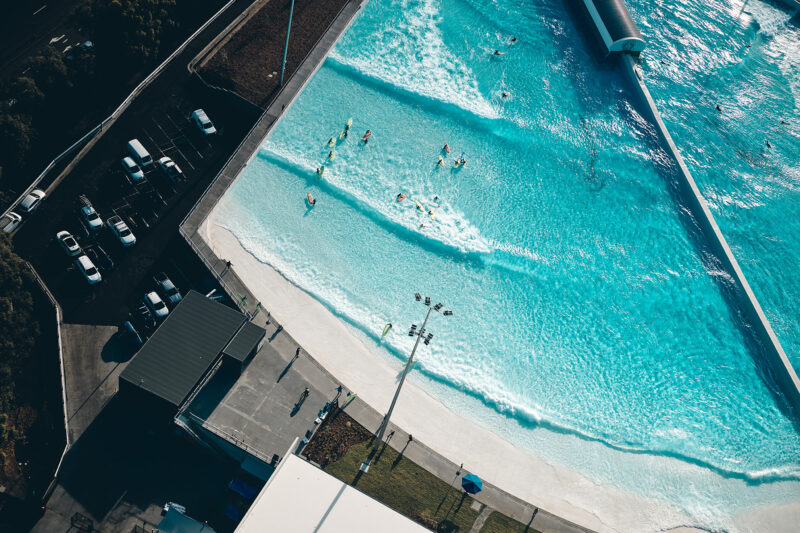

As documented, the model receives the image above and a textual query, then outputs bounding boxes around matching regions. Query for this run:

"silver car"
[76,255,102,285]
[155,272,182,304]
[108,215,136,247]
[121,156,144,182]
[19,189,46,213]
[57,231,81,257]
[144,291,169,318]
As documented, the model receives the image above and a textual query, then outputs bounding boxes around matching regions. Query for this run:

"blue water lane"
[213,0,800,528]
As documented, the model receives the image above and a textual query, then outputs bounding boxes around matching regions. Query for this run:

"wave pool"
[211,0,800,529]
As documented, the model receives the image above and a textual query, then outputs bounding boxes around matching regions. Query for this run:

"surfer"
[437,155,444,167]
[339,129,346,140]
[433,195,440,204]
[715,104,722,113]
[454,159,460,168]
[766,139,772,149]
[328,137,336,147]
[362,129,372,143]
[345,117,352,133]
[510,37,518,43]
[307,192,316,206]
[328,149,336,161]
[459,152,467,167]
[397,193,407,202]
[781,120,789,125]
[443,142,450,153]
[502,91,509,98]
[493,50,508,56]
[381,323,392,338]
[316,165,325,178]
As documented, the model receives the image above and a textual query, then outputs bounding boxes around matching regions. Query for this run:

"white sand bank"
[201,219,705,532]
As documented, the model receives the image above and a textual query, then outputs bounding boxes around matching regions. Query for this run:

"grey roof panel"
[120,291,247,406]
[223,320,266,362]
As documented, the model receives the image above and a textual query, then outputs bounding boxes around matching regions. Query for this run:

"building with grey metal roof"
[120,290,265,413]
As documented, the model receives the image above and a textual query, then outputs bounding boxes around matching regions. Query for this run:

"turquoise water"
[215,0,800,527]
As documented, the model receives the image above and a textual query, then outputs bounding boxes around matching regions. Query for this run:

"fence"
[26,262,70,502]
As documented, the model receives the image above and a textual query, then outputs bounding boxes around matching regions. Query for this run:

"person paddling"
[307,192,316,206]
[396,193,407,202]
[361,130,372,143]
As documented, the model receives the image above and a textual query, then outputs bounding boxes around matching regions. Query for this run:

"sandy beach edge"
[198,218,714,533]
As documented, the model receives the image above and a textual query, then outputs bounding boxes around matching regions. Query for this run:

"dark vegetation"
[0,0,227,207]
[0,234,64,530]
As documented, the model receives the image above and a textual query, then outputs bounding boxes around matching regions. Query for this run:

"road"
[0,1,87,81]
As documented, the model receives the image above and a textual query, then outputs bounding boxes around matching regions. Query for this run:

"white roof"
[235,453,428,533]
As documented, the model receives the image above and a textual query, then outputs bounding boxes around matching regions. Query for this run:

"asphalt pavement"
[12,0,261,326]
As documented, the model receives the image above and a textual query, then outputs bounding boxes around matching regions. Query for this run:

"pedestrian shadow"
[268,324,283,342]
[276,358,295,383]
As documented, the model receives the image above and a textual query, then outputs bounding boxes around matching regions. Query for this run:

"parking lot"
[13,66,260,327]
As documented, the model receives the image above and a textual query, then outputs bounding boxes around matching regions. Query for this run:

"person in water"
[397,193,407,202]
[766,139,772,149]
[437,155,444,167]
[307,192,316,205]
[493,50,508,56]
[502,91,509,98]
[433,195,440,204]
[443,143,450,153]
[715,104,722,112]
[510,37,517,43]
[362,130,372,143]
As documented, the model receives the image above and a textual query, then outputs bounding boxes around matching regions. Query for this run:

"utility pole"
[360,294,451,472]
[279,0,296,87]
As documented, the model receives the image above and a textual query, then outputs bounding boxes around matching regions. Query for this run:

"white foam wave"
[257,143,493,255]
[330,0,498,119]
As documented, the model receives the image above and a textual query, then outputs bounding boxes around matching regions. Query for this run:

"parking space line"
[141,127,165,159]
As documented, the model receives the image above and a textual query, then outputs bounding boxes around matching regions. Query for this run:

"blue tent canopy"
[461,473,483,494]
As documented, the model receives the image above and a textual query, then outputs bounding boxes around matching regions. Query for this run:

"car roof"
[193,109,209,120]
[123,156,136,165]
[77,255,94,268]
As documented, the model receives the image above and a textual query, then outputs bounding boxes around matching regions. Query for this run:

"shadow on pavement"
[100,331,135,363]
[55,395,239,530]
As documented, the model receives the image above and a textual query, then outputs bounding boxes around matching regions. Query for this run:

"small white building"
[235,452,429,533]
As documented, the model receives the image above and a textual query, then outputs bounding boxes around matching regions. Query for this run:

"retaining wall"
[621,55,800,413]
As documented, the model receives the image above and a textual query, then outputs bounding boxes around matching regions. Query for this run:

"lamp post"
[279,0,296,87]
[360,293,452,472]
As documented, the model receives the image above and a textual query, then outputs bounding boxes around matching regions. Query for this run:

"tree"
[2,77,45,117]
[28,48,71,96]
[0,114,34,170]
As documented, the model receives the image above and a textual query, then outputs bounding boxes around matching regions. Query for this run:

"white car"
[80,204,103,230]
[191,109,216,135]
[1,212,22,233]
[56,231,81,257]
[108,215,136,247]
[76,255,102,285]
[121,156,144,182]
[155,272,182,304]
[19,189,46,213]
[158,157,183,181]
[144,291,169,318]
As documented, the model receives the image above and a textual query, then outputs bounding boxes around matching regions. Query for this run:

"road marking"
[49,34,65,44]
[33,5,47,16]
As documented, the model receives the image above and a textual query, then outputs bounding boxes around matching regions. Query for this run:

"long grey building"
[120,290,266,416]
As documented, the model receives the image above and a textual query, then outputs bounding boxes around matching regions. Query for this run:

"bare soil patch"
[200,0,350,107]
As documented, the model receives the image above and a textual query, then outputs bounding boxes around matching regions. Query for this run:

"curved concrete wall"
[581,0,646,55]
[621,55,800,413]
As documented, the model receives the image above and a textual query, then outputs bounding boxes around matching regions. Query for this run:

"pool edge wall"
[621,55,800,414]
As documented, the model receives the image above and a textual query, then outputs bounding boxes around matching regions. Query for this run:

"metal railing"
[26,262,70,502]
[184,411,274,464]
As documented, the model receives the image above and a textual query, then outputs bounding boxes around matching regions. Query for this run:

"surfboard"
[429,209,435,220]
[317,166,325,179]
[346,117,353,128]
[339,130,346,140]
[328,137,335,148]
[381,323,392,338]
[328,150,336,161]
[415,200,424,211]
